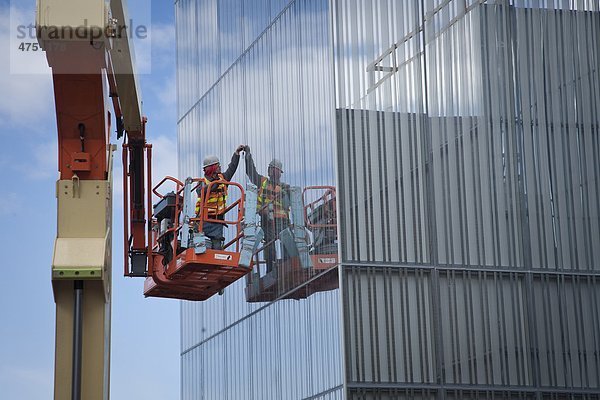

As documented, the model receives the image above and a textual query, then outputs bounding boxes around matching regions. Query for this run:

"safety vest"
[257,177,289,219]
[196,174,228,218]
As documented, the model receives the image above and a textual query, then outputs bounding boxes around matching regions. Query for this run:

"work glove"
[235,144,246,155]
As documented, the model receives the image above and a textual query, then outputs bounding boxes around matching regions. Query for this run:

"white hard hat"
[268,158,283,173]
[202,155,220,168]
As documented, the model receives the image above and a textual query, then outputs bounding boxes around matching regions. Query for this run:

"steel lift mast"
[37,0,147,398]
[38,2,258,398]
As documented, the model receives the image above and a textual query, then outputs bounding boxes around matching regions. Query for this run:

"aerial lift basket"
[144,176,252,301]
[245,185,339,302]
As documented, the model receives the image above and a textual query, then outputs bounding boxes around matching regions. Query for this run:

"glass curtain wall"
[334,0,600,398]
[176,0,342,399]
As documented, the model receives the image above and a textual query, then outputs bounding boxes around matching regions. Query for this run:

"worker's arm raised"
[221,151,240,181]
[244,147,263,186]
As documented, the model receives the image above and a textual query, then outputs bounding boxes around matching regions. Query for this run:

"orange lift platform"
[245,186,339,302]
[126,175,256,301]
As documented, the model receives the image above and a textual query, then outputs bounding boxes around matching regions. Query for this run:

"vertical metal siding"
[334,1,600,398]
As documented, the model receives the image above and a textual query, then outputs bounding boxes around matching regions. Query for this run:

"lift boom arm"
[37,0,150,398]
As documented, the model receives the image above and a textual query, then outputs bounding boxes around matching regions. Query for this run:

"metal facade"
[335,1,600,398]
[177,0,600,398]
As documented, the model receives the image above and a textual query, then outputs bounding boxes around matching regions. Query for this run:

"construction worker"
[196,145,245,249]
[243,146,290,272]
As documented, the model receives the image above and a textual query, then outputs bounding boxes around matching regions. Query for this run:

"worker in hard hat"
[243,146,290,272]
[196,145,246,249]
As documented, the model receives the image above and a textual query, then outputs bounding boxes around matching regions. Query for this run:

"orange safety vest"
[195,174,228,218]
[257,177,288,219]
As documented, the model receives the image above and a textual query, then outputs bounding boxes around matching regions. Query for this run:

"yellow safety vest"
[257,177,288,219]
[196,174,228,218]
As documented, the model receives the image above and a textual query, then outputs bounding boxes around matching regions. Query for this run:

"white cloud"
[21,141,58,180]
[120,0,153,75]
[133,22,176,75]
[0,140,58,183]
[112,134,178,206]
[178,5,337,187]
[151,134,178,187]
[7,3,51,75]
[139,23,177,117]
[151,23,175,55]
[0,3,55,133]
[132,34,152,75]
[112,151,124,204]
[151,72,177,110]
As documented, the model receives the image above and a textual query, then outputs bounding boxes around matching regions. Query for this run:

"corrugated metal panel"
[334,0,600,397]
[342,266,435,384]
[532,275,600,388]
[334,2,600,271]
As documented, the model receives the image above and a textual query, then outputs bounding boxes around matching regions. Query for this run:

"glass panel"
[181,291,342,399]
[176,0,341,399]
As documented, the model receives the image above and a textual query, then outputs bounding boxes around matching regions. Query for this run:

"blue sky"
[0,1,181,399]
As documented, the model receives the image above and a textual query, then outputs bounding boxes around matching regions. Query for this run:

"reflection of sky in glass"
[177,1,342,398]
[176,0,298,119]
[178,0,334,188]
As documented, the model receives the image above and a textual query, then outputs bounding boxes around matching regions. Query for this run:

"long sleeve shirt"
[221,152,240,181]
[244,152,263,186]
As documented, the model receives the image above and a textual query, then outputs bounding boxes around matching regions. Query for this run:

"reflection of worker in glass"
[243,146,290,272]
[197,145,245,249]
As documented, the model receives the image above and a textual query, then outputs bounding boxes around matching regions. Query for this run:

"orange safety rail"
[245,256,339,303]
[144,176,198,299]
[144,177,251,301]
[302,186,337,229]
[303,186,338,270]
[246,186,340,302]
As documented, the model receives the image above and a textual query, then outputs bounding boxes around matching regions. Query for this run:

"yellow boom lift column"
[38,0,262,397]
[37,0,144,399]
